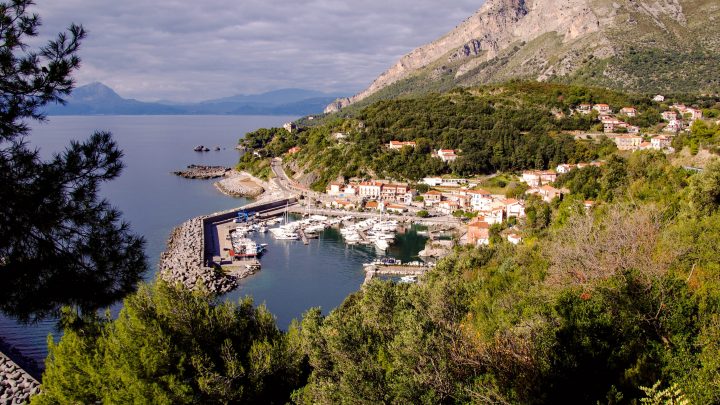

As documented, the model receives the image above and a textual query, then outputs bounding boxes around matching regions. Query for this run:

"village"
[294,93,715,250]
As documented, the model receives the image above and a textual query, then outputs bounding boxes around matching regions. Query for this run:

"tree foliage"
[0,0,146,322]
[34,282,306,404]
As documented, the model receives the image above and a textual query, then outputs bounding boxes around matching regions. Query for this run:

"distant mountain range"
[43,82,345,116]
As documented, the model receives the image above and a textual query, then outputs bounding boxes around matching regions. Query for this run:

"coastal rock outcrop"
[173,165,231,179]
[0,352,40,404]
[214,172,265,197]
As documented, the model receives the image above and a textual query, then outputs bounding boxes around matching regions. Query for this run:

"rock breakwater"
[0,352,40,404]
[173,165,231,179]
[159,217,237,294]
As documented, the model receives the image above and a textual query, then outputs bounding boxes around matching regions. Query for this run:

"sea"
[0,115,427,368]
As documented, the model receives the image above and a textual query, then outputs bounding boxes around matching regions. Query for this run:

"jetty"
[299,228,309,245]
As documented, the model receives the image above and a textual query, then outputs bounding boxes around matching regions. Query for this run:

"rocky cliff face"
[326,0,719,113]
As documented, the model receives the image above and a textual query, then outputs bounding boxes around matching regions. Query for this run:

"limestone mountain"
[326,0,720,112]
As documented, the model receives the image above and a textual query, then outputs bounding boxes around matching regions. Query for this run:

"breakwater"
[173,164,231,179]
[0,352,40,404]
[160,198,297,294]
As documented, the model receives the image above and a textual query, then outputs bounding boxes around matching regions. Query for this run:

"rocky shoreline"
[213,171,265,198]
[173,165,231,179]
[0,352,40,404]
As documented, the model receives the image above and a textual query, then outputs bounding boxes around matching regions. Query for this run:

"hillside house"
[521,170,558,187]
[653,95,665,102]
[283,122,297,133]
[614,134,643,151]
[506,233,522,245]
[467,189,493,211]
[620,107,638,117]
[503,199,526,218]
[478,203,505,225]
[576,104,593,114]
[467,219,490,246]
[662,111,678,121]
[326,182,344,196]
[651,135,672,150]
[593,104,612,114]
[664,120,684,133]
[287,146,301,154]
[436,149,458,163]
[672,104,703,121]
[388,140,416,150]
[528,185,567,203]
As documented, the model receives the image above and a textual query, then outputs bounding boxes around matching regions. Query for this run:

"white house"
[653,95,665,102]
[436,149,458,163]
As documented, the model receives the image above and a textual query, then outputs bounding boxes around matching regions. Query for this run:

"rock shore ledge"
[173,164,231,179]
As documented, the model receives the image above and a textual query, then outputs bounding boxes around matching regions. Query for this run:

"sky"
[29,1,482,102]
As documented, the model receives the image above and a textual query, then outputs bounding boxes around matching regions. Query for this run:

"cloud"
[29,1,482,102]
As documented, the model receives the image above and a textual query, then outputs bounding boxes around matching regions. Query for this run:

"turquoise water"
[0,115,427,367]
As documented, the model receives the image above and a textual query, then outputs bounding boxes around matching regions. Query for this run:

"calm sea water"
[0,115,427,368]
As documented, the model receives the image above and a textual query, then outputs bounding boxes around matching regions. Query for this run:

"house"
[477,203,505,225]
[421,190,443,206]
[527,185,566,203]
[653,95,665,102]
[388,140,416,150]
[328,199,356,210]
[664,120,684,133]
[332,132,347,140]
[521,170,557,187]
[602,117,623,133]
[467,189,493,211]
[627,125,640,134]
[639,141,653,150]
[584,200,595,211]
[503,199,525,218]
[506,233,522,245]
[364,200,382,211]
[651,135,672,150]
[556,163,576,174]
[422,177,443,187]
[436,149,458,163]
[593,104,611,114]
[662,111,678,121]
[358,182,382,198]
[385,203,407,214]
[620,107,638,117]
[379,183,408,201]
[326,182,344,196]
[672,104,703,121]
[283,122,297,133]
[576,104,593,114]
[437,200,460,215]
[287,146,301,154]
[467,219,490,246]
[614,134,643,151]
[402,190,418,205]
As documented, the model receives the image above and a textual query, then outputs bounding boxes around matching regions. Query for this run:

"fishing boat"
[399,275,418,284]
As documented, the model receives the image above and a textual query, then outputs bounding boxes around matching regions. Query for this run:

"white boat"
[259,224,268,233]
[399,275,418,284]
[270,228,299,240]
[374,238,389,250]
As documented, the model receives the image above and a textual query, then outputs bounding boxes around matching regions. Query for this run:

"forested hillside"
[239,82,717,191]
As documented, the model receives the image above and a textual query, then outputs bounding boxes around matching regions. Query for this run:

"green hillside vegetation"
[239,82,715,191]
[36,156,720,404]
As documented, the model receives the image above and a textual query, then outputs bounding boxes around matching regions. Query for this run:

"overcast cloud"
[28,1,482,102]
